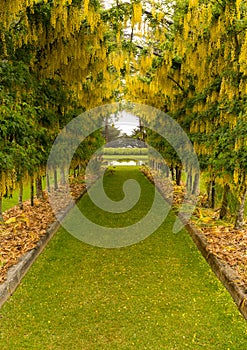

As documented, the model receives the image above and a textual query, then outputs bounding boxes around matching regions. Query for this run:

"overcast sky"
[112,111,140,135]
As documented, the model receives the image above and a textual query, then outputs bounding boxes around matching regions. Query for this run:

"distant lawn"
[0,167,246,349]
[103,154,148,161]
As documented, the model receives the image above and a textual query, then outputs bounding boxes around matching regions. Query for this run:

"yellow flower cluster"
[132,2,142,27]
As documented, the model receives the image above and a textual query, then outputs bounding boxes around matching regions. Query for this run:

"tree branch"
[135,44,163,57]
[143,10,173,26]
[167,75,184,91]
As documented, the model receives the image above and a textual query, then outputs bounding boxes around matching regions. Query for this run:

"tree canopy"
[0,0,247,226]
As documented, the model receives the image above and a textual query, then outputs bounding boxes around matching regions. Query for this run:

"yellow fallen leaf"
[201,216,212,223]
[5,217,17,224]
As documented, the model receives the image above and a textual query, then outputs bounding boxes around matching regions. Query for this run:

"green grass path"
[0,167,246,349]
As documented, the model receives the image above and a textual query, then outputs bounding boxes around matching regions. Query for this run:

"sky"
[112,111,140,135]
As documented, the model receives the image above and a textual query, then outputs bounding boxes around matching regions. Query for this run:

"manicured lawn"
[103,154,148,160]
[0,167,246,349]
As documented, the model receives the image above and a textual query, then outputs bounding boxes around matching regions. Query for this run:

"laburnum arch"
[0,0,247,228]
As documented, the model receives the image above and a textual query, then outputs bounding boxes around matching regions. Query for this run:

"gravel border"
[0,189,87,309]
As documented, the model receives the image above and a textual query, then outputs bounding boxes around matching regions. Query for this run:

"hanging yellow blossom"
[132,2,142,27]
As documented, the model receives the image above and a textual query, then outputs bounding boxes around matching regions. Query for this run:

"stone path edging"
[183,218,247,320]
[0,188,87,309]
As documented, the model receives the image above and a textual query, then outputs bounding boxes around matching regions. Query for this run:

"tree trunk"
[18,180,23,210]
[207,179,216,209]
[46,172,50,193]
[192,172,200,195]
[105,116,109,143]
[206,182,211,207]
[170,167,175,181]
[219,183,230,220]
[186,169,193,193]
[0,193,3,222]
[30,176,34,206]
[164,164,169,177]
[211,179,216,209]
[175,166,182,186]
[130,25,134,42]
[60,167,65,185]
[54,168,58,191]
[234,186,247,230]
[73,165,80,178]
[36,176,43,199]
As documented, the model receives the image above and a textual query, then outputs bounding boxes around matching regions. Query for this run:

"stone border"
[183,218,247,320]
[0,188,87,309]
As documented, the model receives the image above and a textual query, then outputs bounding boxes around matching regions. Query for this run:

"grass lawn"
[103,155,148,159]
[0,167,246,349]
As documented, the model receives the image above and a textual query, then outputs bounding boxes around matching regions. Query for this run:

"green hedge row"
[103,147,148,155]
